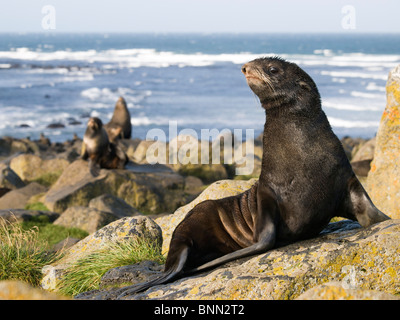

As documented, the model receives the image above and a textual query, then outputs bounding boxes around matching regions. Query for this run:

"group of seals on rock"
[116,57,390,298]
[81,97,131,176]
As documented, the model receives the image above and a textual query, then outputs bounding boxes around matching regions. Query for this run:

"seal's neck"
[259,105,332,183]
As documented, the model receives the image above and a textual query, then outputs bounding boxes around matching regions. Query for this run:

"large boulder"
[9,154,69,185]
[0,280,69,300]
[41,216,162,291]
[0,209,59,223]
[367,64,400,219]
[93,219,400,300]
[88,194,142,218]
[53,206,118,234]
[41,160,188,214]
[0,182,47,210]
[0,163,25,190]
[295,281,399,300]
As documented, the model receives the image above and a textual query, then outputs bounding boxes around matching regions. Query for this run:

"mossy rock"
[42,160,188,215]
[9,154,68,186]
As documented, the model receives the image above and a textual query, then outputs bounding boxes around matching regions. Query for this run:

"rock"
[340,137,367,161]
[118,138,141,161]
[75,261,164,300]
[295,281,400,300]
[350,160,372,178]
[52,237,81,252]
[351,137,376,162]
[53,206,118,234]
[0,188,10,198]
[0,280,69,300]
[0,137,43,158]
[42,159,188,214]
[0,137,12,156]
[41,216,162,291]
[102,219,400,300]
[0,209,59,223]
[183,175,204,196]
[10,138,40,155]
[88,194,142,218]
[155,178,257,254]
[131,140,157,163]
[0,163,25,190]
[0,182,47,210]
[100,260,163,289]
[367,64,400,219]
[9,154,69,184]
[47,123,65,129]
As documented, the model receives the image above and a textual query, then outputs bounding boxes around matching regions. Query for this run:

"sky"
[0,0,399,33]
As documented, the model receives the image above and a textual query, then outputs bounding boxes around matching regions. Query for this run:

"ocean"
[0,33,399,143]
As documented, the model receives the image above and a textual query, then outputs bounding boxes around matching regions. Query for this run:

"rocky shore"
[1,64,399,300]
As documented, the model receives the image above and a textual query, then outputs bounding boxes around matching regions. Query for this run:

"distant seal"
[104,96,132,142]
[81,117,128,176]
[116,57,390,298]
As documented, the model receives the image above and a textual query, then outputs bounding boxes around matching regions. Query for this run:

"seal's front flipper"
[89,159,101,177]
[341,176,390,227]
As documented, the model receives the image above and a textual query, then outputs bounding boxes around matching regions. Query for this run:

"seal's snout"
[242,62,261,83]
[88,118,95,127]
[241,63,254,78]
[241,64,248,74]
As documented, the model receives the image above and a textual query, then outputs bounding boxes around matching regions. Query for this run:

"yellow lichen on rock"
[296,282,400,300]
[0,280,69,300]
[367,64,400,219]
[125,220,400,300]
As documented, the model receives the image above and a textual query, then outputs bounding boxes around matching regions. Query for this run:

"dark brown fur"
[81,117,128,176]
[104,97,132,142]
[116,57,390,298]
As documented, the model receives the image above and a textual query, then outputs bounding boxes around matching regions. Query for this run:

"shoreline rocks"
[75,218,400,300]
[2,63,400,300]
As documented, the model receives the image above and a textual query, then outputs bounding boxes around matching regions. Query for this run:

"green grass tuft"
[33,171,62,187]
[0,218,63,287]
[24,202,50,211]
[20,216,88,248]
[57,237,165,297]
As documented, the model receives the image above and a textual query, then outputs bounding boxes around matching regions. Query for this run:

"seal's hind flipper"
[340,176,390,227]
[116,269,178,299]
[116,246,190,299]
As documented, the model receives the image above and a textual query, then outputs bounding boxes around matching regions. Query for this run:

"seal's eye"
[269,66,279,74]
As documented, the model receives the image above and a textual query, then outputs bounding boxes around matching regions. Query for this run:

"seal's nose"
[241,64,248,74]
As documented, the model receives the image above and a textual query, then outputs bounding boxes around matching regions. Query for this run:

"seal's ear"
[298,80,312,91]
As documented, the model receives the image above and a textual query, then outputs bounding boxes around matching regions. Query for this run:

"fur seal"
[81,117,128,176]
[104,96,132,142]
[116,57,390,298]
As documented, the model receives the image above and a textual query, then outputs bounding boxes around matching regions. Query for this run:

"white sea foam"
[80,87,150,106]
[1,47,399,72]
[323,101,381,111]
[350,91,383,99]
[0,47,260,68]
[328,117,380,128]
[320,70,388,81]
[366,82,386,92]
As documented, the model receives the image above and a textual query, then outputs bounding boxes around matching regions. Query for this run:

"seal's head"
[87,117,103,131]
[241,57,320,112]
